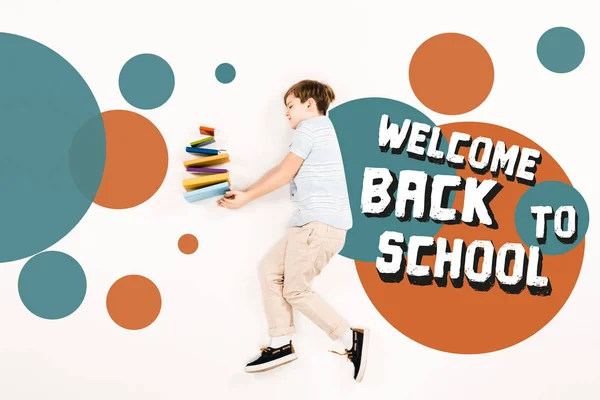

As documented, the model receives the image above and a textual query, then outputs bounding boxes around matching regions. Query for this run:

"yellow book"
[183,153,230,168]
[183,173,229,191]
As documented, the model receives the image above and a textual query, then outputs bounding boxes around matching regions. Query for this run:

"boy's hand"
[218,190,251,209]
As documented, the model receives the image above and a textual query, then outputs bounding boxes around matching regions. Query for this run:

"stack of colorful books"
[183,126,231,203]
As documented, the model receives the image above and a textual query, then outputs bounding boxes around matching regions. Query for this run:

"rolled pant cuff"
[328,319,350,341]
[269,325,296,337]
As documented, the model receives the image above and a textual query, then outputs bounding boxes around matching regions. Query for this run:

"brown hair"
[284,79,336,115]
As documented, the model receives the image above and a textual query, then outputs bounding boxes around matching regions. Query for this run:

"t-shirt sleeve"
[289,125,315,160]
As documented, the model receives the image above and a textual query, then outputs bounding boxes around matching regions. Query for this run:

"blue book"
[184,181,229,203]
[186,147,221,155]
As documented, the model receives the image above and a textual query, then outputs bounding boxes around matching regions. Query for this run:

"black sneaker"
[245,341,298,373]
[330,328,370,382]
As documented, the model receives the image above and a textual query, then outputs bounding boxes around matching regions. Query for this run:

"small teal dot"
[215,63,236,84]
[119,54,175,109]
[18,251,87,319]
[515,181,589,256]
[537,27,585,73]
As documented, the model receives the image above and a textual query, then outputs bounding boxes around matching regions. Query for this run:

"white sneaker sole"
[355,328,370,383]
[245,353,298,373]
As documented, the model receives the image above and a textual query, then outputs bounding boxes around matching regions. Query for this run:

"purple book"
[186,167,228,174]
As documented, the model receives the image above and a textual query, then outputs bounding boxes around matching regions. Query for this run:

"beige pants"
[259,221,349,341]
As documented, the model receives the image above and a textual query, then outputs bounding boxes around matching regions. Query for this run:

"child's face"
[285,94,312,129]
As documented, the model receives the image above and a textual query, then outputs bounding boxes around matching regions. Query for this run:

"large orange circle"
[94,110,168,209]
[356,122,585,354]
[409,33,494,115]
[106,275,162,330]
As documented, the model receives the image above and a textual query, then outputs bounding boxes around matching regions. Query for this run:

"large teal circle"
[537,27,585,73]
[330,98,456,262]
[119,54,175,109]
[18,251,87,319]
[0,33,106,263]
[515,181,589,255]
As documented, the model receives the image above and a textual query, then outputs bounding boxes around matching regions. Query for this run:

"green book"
[190,136,216,147]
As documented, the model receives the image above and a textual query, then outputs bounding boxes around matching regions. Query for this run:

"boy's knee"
[283,286,311,303]
[258,260,268,276]
[259,257,275,277]
[260,260,284,286]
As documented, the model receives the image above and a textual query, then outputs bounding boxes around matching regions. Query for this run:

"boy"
[218,80,369,382]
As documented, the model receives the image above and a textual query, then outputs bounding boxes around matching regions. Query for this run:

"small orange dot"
[178,234,198,255]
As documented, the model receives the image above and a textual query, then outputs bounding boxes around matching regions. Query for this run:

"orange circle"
[356,122,584,354]
[178,234,198,255]
[106,275,162,330]
[409,33,494,115]
[94,110,168,209]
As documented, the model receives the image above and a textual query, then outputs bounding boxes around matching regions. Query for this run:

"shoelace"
[259,347,272,353]
[328,349,353,362]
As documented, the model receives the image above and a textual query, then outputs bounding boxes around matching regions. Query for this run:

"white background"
[1,0,599,398]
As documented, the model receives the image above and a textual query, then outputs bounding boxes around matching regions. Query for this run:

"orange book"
[200,126,215,136]
[183,153,230,168]
[183,172,229,191]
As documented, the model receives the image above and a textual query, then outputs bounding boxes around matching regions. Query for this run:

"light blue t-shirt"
[289,115,353,230]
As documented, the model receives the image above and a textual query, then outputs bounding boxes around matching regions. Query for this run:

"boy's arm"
[245,167,277,193]
[220,127,313,209]
[245,152,304,202]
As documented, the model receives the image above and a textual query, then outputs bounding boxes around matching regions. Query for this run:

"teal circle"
[0,33,106,263]
[515,181,589,255]
[215,63,236,84]
[18,251,87,319]
[537,27,585,73]
[119,54,175,109]
[330,98,456,262]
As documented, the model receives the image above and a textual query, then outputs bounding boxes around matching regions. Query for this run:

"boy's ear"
[307,98,316,109]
